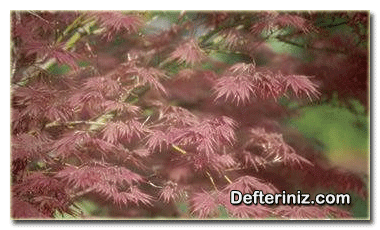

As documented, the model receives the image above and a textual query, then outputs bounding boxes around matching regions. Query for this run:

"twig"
[206,171,218,191]
[45,120,106,128]
[171,144,187,155]
[224,167,248,172]
[318,21,348,29]
[224,174,233,184]
[275,36,347,54]
[27,11,51,24]
[147,180,163,189]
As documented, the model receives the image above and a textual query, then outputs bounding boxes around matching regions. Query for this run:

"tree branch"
[275,36,348,54]
[45,120,106,128]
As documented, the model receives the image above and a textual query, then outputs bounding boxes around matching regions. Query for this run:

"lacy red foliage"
[274,205,351,219]
[250,12,315,34]
[213,63,320,104]
[10,11,368,219]
[101,119,145,144]
[169,38,207,66]
[90,11,143,40]
[159,181,182,203]
[244,128,313,167]
[190,191,219,218]
[12,173,71,217]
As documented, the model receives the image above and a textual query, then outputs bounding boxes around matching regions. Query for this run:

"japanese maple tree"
[10,10,369,219]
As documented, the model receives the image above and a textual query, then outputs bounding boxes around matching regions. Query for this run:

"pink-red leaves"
[102,100,141,115]
[159,181,182,203]
[48,44,81,70]
[239,150,268,171]
[275,14,314,33]
[220,28,248,49]
[224,175,279,194]
[124,66,167,94]
[147,105,236,158]
[56,164,151,206]
[12,196,49,219]
[224,203,272,219]
[23,41,80,69]
[172,116,237,156]
[146,112,238,173]
[250,12,314,34]
[213,62,320,104]
[13,172,71,217]
[101,119,145,144]
[92,11,143,40]
[169,39,207,66]
[274,206,351,219]
[275,206,326,219]
[83,77,121,98]
[247,128,313,167]
[187,152,237,173]
[12,132,51,161]
[213,63,258,104]
[284,75,321,100]
[146,129,170,151]
[69,90,104,111]
[158,105,199,126]
[56,164,143,189]
[214,74,256,105]
[51,131,90,159]
[13,84,73,123]
[190,191,219,218]
[190,187,273,219]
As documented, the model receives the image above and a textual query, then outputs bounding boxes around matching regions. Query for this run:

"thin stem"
[45,120,106,128]
[275,36,347,54]
[224,167,248,172]
[318,21,348,29]
[147,181,163,189]
[27,11,51,24]
[206,171,218,191]
[224,174,233,184]
[171,144,187,155]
